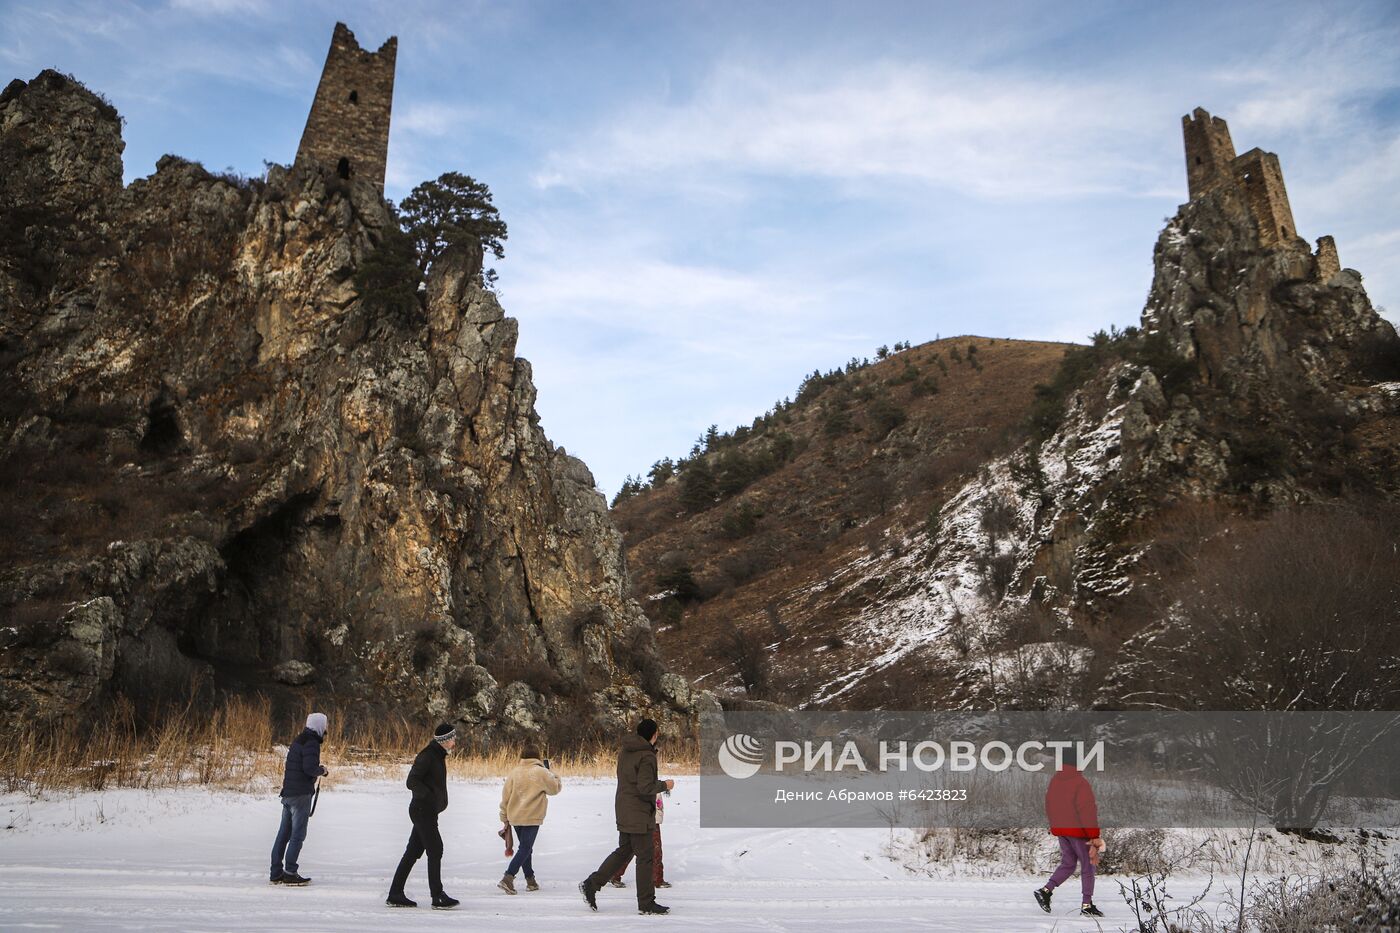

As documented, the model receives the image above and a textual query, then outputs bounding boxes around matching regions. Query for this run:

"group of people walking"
[268,713,677,914]
[270,712,1105,918]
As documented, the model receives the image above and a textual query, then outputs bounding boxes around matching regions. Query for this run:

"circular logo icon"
[717,733,764,779]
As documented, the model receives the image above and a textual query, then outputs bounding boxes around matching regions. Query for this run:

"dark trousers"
[389,804,444,898]
[610,826,664,885]
[270,793,313,878]
[589,830,657,906]
[505,824,539,878]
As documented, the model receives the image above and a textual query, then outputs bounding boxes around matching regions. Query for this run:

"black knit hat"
[434,723,456,743]
[637,718,658,741]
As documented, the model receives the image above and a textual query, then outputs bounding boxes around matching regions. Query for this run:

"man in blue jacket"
[270,712,329,885]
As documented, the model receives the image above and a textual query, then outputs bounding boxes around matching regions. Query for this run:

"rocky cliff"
[0,71,702,741]
[613,134,1400,711]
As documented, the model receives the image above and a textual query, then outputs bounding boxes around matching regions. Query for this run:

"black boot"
[639,901,670,915]
[279,872,311,886]
[579,880,598,911]
[432,893,459,910]
[385,893,417,908]
[1081,902,1104,917]
[1034,887,1052,913]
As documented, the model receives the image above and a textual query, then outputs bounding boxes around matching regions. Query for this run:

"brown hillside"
[610,336,1074,707]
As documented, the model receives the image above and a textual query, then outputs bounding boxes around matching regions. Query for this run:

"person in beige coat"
[497,746,561,893]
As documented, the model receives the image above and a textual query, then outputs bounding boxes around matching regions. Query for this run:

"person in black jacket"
[386,723,460,910]
[270,712,329,885]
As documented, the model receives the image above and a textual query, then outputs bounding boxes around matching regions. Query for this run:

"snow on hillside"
[3,776,1208,932]
[807,459,1028,704]
[807,385,1130,705]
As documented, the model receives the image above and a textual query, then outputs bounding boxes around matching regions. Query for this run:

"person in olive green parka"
[579,719,674,915]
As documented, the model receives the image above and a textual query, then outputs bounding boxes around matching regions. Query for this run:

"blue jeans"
[506,824,539,878]
[270,793,313,878]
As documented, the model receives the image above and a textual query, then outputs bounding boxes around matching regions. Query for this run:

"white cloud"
[536,60,1173,200]
[395,102,479,138]
[167,0,272,17]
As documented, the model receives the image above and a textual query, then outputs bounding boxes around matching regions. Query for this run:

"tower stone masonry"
[1181,107,1315,254]
[1182,107,1237,199]
[1315,235,1341,281]
[294,22,396,192]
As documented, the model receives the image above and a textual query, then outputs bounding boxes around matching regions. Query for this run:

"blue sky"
[4,0,1398,496]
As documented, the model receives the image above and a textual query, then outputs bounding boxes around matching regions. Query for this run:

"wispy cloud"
[394,102,479,138]
[536,60,1173,200]
[167,0,273,17]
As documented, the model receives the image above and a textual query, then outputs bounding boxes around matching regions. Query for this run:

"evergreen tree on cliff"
[400,171,508,277]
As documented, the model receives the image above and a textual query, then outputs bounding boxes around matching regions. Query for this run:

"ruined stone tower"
[294,23,396,192]
[1182,107,1237,199]
[1181,107,1339,274]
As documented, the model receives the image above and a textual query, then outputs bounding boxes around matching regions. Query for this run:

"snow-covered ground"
[2,776,1184,931]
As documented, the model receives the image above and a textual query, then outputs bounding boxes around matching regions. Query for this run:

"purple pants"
[1045,835,1094,902]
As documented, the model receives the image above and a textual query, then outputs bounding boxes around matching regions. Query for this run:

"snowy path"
[2,777,1135,931]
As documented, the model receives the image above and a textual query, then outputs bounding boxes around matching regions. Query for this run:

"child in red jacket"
[1034,765,1106,918]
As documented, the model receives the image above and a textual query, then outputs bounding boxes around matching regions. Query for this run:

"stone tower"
[294,22,396,192]
[1182,107,1237,199]
[1231,147,1296,248]
[1180,107,1298,250]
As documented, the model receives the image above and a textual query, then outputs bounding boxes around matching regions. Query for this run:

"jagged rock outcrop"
[943,173,1400,687]
[1033,182,1397,601]
[0,71,706,739]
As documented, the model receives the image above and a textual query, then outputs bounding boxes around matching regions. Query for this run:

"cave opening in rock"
[139,397,182,456]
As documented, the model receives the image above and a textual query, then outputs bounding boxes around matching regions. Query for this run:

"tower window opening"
[1281,226,1289,239]
[1195,156,1202,165]
[337,157,351,179]
[349,90,359,104]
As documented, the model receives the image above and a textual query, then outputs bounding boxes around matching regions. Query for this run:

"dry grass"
[1,695,699,798]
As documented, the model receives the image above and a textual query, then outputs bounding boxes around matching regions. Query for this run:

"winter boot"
[656,880,672,888]
[269,872,285,885]
[609,877,628,888]
[498,874,517,894]
[1033,887,1052,913]
[432,893,460,910]
[639,901,671,915]
[579,880,598,911]
[385,893,417,908]
[279,873,311,886]
[1081,902,1104,917]
[525,876,540,892]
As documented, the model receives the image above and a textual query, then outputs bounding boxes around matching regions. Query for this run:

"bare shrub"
[718,549,773,586]
[1000,602,1058,647]
[1239,857,1400,932]
[973,549,1018,603]
[1116,857,1216,933]
[1100,828,1169,875]
[855,464,896,515]
[617,625,666,697]
[545,705,607,755]
[979,494,1018,543]
[712,623,770,698]
[1111,505,1400,712]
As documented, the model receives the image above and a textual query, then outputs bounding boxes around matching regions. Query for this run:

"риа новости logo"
[717,734,765,779]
